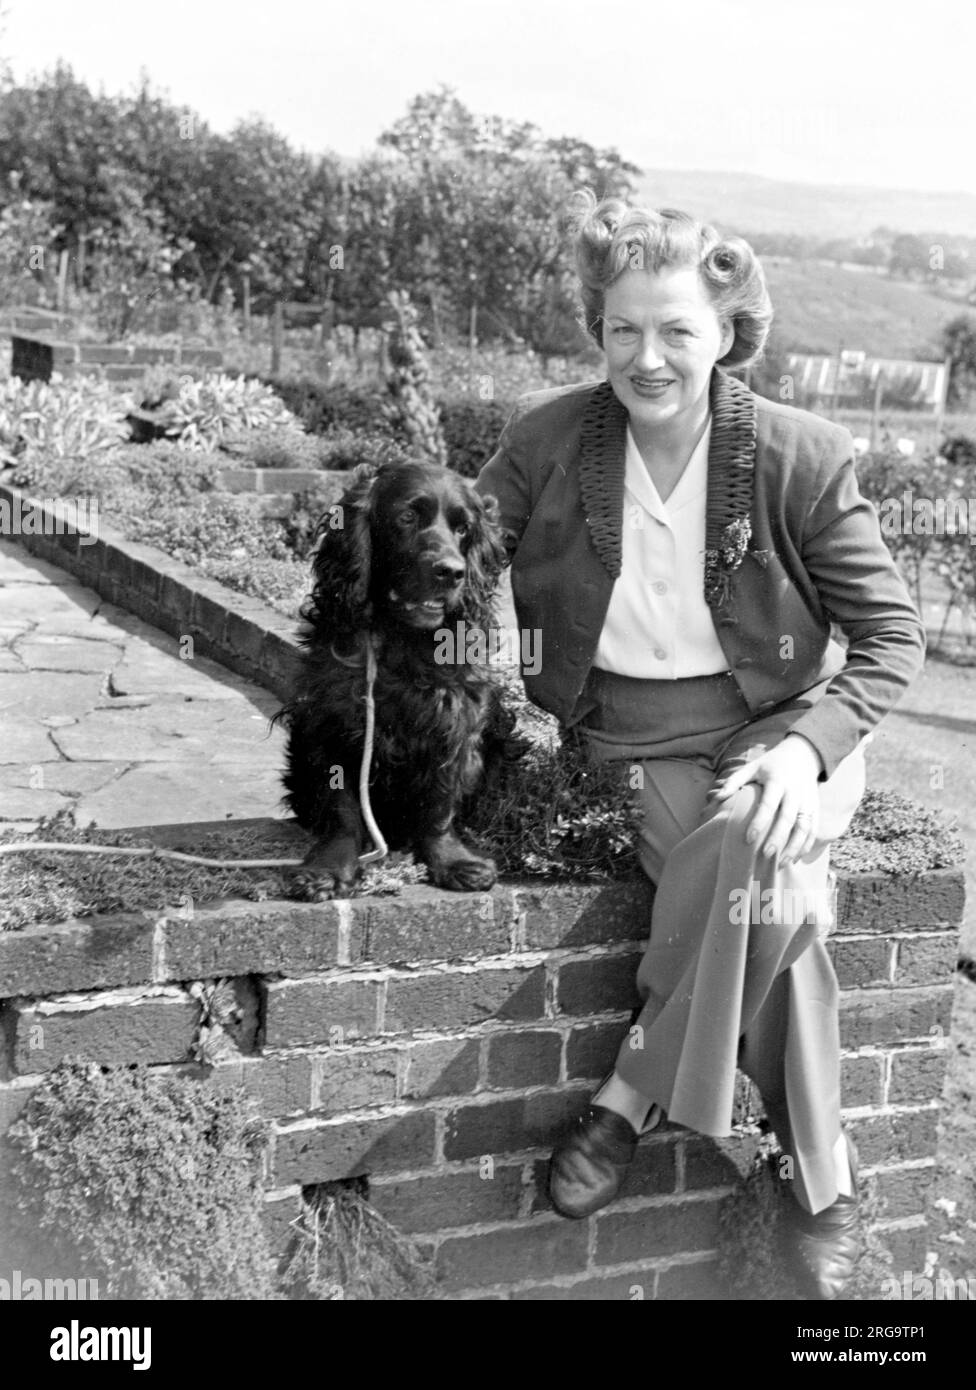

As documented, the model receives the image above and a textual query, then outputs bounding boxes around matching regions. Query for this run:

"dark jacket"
[474,368,925,780]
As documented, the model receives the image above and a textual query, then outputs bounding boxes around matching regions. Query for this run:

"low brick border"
[11,333,222,384]
[0,480,302,700]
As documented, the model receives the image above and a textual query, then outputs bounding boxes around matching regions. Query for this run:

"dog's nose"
[433,558,465,586]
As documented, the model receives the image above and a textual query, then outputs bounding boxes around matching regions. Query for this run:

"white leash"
[2,637,390,872]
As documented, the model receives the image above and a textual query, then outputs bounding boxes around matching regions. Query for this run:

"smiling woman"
[474,191,926,1300]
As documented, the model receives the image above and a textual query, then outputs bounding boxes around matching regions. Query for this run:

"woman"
[474,194,925,1300]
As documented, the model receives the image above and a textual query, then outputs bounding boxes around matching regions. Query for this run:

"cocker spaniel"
[278,459,514,899]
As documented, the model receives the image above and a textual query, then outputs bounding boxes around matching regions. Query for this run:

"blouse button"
[652,581,668,594]
[654,648,667,661]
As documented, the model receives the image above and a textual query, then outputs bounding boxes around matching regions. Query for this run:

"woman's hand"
[709,734,824,866]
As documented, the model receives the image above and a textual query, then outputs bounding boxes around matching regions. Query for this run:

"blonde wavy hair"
[571,190,773,368]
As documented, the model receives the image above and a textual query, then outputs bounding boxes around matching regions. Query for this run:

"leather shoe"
[787,1137,862,1300]
[549,1093,662,1220]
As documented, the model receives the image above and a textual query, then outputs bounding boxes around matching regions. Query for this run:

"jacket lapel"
[576,368,759,608]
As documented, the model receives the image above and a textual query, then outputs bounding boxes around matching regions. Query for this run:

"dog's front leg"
[417,815,497,893]
[289,789,364,901]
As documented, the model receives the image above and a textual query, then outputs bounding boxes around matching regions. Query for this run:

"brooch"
[704,517,769,607]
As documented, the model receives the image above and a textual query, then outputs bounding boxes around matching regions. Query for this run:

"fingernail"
[764,843,776,857]
[746,830,757,844]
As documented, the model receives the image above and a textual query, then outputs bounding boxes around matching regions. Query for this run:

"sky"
[2,0,975,195]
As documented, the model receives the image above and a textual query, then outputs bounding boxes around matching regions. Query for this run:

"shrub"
[262,375,394,438]
[124,491,294,566]
[218,425,337,470]
[0,374,132,468]
[440,396,512,477]
[1,1061,276,1299]
[156,373,300,449]
[278,1180,441,1300]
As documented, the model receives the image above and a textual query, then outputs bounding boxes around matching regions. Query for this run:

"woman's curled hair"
[570,190,772,367]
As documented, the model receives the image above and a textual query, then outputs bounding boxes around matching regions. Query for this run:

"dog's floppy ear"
[306,462,377,634]
[461,489,508,628]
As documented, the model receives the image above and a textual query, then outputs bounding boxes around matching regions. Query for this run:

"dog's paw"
[287,867,339,902]
[432,855,498,893]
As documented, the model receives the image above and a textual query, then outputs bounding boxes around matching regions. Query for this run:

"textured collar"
[577,368,759,607]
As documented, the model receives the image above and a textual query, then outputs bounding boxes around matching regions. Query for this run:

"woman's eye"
[668,327,692,337]
[613,326,638,339]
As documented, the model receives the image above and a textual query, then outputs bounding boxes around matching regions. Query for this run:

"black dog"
[278,459,513,899]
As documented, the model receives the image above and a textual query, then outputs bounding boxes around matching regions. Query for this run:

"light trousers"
[581,670,867,1214]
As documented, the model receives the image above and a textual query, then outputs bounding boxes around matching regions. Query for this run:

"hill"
[762,259,955,358]
[634,170,976,239]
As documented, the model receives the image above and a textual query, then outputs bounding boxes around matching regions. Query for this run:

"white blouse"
[593,420,730,678]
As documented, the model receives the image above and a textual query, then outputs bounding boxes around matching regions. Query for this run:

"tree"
[942,314,976,407]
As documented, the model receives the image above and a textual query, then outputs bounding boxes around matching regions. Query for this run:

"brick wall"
[10,334,222,384]
[0,863,964,1300]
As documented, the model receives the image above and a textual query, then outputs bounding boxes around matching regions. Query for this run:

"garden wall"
[0,838,964,1299]
[10,333,223,385]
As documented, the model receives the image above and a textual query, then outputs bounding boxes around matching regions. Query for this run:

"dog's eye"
[454,521,470,538]
[395,507,415,526]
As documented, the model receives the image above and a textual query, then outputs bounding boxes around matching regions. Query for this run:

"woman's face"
[601,264,734,433]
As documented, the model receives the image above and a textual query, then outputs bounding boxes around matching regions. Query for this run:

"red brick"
[840,1053,885,1108]
[224,611,268,666]
[130,346,178,364]
[259,630,303,700]
[443,1086,590,1161]
[872,1164,935,1220]
[485,1029,562,1089]
[532,1132,677,1212]
[211,1054,313,1117]
[0,914,154,997]
[878,1221,928,1271]
[158,571,196,629]
[262,977,381,1048]
[595,1196,721,1265]
[401,1037,481,1099]
[436,1218,589,1290]
[828,936,892,988]
[513,1272,655,1300]
[370,1166,524,1233]
[518,881,653,950]
[839,986,953,1048]
[364,886,512,963]
[384,964,545,1034]
[159,899,357,981]
[191,583,233,644]
[565,1019,630,1080]
[312,1047,398,1112]
[78,343,132,363]
[8,989,199,1073]
[681,1135,753,1192]
[846,1109,938,1166]
[655,1259,726,1299]
[834,870,964,934]
[887,1048,950,1104]
[556,952,643,1017]
[274,1110,436,1184]
[894,935,958,987]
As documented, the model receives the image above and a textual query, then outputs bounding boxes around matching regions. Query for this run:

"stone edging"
[0,480,302,701]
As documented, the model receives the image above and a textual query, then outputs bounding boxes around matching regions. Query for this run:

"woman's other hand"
[709,734,824,865]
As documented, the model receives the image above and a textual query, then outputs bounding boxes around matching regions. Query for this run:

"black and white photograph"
[0,0,973,1342]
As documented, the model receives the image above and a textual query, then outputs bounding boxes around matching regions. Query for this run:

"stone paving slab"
[0,539,287,829]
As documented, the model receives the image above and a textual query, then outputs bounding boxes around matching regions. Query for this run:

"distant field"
[763,260,957,358]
